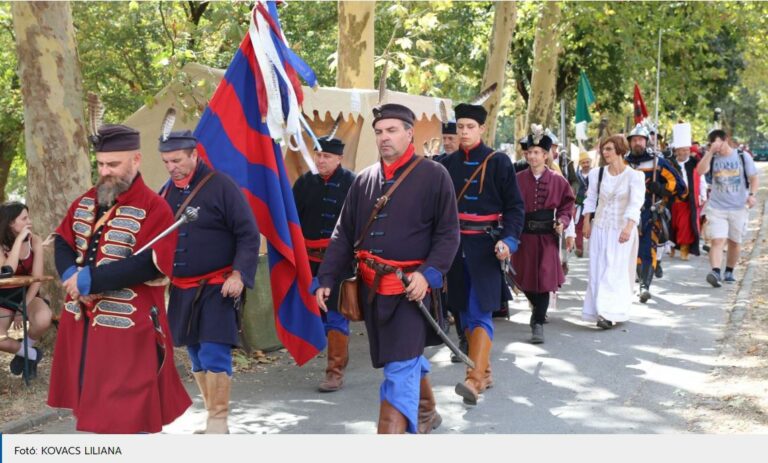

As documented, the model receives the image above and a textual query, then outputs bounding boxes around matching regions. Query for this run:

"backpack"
[706,149,750,189]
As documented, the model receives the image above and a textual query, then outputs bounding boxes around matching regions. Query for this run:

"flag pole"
[654,28,662,128]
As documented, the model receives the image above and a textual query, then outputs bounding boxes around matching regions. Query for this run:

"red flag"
[633,83,649,124]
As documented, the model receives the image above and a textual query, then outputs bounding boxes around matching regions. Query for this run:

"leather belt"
[459,220,499,232]
[523,220,554,234]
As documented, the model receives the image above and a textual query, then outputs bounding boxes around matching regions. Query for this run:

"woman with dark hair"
[581,136,645,329]
[0,201,52,379]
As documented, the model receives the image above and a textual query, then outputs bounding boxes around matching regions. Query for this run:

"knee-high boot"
[417,375,442,434]
[192,371,209,434]
[454,327,491,405]
[318,330,349,392]
[205,372,231,434]
[377,400,407,434]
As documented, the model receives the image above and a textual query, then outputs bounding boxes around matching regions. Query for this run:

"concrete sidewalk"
[13,164,768,434]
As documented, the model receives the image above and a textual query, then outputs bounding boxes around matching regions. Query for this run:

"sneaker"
[596,316,614,330]
[706,270,722,288]
[723,271,736,283]
[9,354,24,376]
[639,286,651,303]
[12,347,43,379]
[530,324,544,344]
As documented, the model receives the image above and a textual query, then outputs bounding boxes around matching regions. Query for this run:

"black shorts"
[0,287,25,312]
[0,288,49,312]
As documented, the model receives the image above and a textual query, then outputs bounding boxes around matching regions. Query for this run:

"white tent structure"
[125,63,453,190]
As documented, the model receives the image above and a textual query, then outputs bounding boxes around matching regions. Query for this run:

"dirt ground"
[0,332,287,428]
[684,244,768,432]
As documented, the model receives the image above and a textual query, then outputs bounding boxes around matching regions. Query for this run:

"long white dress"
[582,166,645,322]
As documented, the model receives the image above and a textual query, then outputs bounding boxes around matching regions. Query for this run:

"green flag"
[575,70,595,124]
[575,70,595,141]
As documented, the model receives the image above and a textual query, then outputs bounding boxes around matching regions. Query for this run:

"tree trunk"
[336,1,375,89]
[525,1,562,129]
[514,89,528,159]
[0,132,21,202]
[12,1,92,316]
[481,1,517,146]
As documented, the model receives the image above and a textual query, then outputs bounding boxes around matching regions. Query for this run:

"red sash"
[356,250,423,295]
[171,265,233,289]
[305,238,331,263]
[458,212,501,235]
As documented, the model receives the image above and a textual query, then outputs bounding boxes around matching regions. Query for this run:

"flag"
[633,83,649,125]
[574,70,596,140]
[193,1,326,366]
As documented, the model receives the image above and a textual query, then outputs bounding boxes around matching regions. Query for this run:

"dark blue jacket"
[440,143,525,312]
[162,161,261,347]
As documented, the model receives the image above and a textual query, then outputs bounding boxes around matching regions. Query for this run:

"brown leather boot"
[192,371,209,434]
[377,400,407,434]
[205,372,231,434]
[318,331,349,392]
[417,376,442,434]
[680,245,690,261]
[454,327,491,405]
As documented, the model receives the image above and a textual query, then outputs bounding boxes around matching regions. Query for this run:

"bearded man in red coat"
[48,124,191,433]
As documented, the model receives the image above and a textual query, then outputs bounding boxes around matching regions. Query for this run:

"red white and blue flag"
[193,1,325,366]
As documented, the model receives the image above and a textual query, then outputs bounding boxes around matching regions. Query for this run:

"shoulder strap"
[595,167,605,210]
[353,156,424,250]
[173,171,216,221]
[738,149,750,189]
[456,151,499,201]
[159,179,172,198]
[597,167,605,195]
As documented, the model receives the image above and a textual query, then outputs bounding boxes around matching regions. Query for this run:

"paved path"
[29,165,768,434]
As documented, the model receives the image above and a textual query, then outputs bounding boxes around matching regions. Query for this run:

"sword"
[488,227,521,294]
[395,269,474,369]
[74,207,199,322]
[494,240,520,295]
[150,306,167,371]
[135,206,200,255]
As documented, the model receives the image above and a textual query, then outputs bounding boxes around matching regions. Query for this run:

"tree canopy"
[4,0,768,199]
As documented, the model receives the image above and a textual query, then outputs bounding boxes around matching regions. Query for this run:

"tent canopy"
[126,63,453,190]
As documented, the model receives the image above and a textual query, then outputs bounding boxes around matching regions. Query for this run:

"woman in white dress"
[581,135,645,328]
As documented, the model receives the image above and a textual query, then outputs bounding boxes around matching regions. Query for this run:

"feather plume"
[377,58,390,105]
[429,137,441,155]
[468,83,498,106]
[327,114,343,140]
[87,92,104,138]
[439,100,448,122]
[160,108,177,142]
[530,124,545,145]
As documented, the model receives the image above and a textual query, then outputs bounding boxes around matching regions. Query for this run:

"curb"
[1,409,71,434]
[722,182,768,344]
[1,360,188,434]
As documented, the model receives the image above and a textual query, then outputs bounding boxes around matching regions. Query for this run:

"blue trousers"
[187,342,232,376]
[324,309,350,336]
[460,261,494,340]
[380,355,431,434]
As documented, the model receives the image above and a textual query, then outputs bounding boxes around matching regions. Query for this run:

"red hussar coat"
[48,175,191,433]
